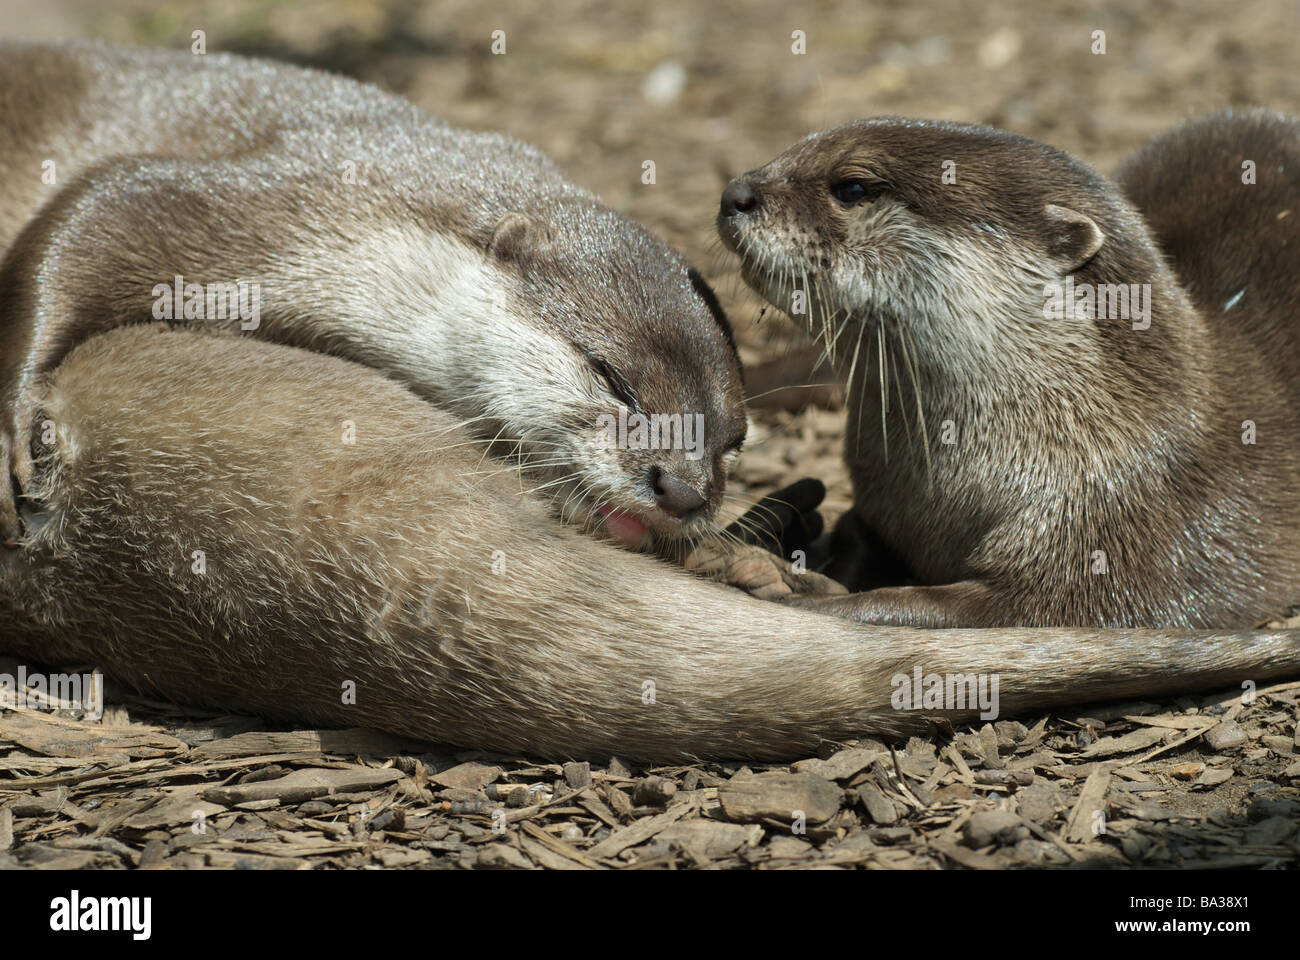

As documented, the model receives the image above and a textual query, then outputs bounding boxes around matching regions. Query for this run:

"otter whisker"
[896,325,933,490]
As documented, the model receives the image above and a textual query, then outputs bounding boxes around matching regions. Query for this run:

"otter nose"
[720,179,759,217]
[650,467,707,519]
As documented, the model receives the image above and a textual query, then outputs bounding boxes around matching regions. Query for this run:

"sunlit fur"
[721,112,1300,628]
[0,42,746,551]
[3,326,1297,760]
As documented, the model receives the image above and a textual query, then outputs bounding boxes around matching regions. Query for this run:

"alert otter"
[2,324,1296,761]
[719,110,1300,628]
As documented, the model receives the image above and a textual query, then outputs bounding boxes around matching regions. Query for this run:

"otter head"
[484,206,747,552]
[717,118,1130,365]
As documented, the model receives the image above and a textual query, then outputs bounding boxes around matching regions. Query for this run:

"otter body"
[0,42,748,550]
[3,325,1296,760]
[720,110,1300,629]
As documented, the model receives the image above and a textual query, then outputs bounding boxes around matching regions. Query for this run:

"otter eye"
[831,180,884,207]
[590,357,637,409]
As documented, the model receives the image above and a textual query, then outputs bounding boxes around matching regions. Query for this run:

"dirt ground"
[0,0,1298,870]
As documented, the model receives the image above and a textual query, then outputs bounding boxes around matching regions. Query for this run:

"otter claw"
[686,541,848,600]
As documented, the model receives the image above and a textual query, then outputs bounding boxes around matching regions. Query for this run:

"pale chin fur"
[731,199,1085,379]
[292,224,705,549]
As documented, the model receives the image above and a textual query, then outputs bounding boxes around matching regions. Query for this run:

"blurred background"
[1,0,1295,516]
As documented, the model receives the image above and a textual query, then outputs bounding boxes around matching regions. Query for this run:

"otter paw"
[685,542,848,601]
[0,416,42,548]
[0,437,22,548]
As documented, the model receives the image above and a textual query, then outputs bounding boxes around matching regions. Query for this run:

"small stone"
[1193,766,1233,787]
[1121,832,1154,861]
[474,843,533,870]
[1009,838,1057,865]
[1202,721,1248,752]
[1017,781,1064,824]
[867,826,914,844]
[1248,797,1300,822]
[642,59,686,107]
[766,836,814,859]
[964,809,1029,848]
[994,721,1029,747]
[137,839,167,870]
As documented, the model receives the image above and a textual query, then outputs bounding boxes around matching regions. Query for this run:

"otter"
[0,42,754,560]
[718,110,1300,629]
[2,324,1296,761]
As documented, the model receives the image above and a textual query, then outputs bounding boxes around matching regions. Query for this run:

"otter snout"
[718,179,761,250]
[649,465,707,519]
[720,179,759,217]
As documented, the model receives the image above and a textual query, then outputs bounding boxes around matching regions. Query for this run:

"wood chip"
[1080,726,1166,757]
[656,821,763,859]
[1065,766,1112,843]
[429,761,502,791]
[202,768,404,805]
[189,728,415,759]
[717,772,843,824]
[792,747,885,781]
[0,710,185,758]
[856,782,899,824]
[586,802,697,860]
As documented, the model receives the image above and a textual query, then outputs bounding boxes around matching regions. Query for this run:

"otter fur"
[0,42,748,553]
[719,110,1300,629]
[1,324,1296,761]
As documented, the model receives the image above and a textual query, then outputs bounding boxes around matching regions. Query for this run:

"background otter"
[718,110,1300,629]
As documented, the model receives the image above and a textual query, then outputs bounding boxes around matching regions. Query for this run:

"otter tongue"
[596,506,648,548]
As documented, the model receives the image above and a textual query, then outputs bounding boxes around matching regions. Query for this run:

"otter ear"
[1043,204,1104,271]
[489,212,552,262]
